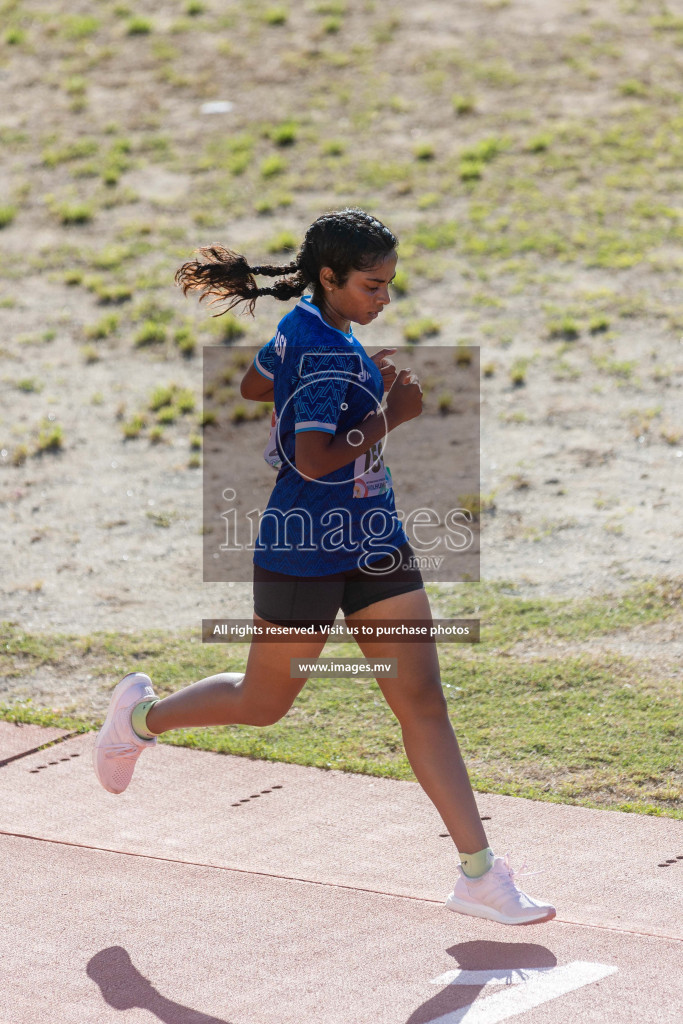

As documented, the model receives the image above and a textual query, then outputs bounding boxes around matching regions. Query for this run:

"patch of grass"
[262,7,288,25]
[459,160,483,181]
[413,141,436,161]
[61,14,99,40]
[1,576,681,816]
[444,576,683,647]
[592,354,637,380]
[501,409,527,424]
[552,357,581,381]
[322,15,342,32]
[0,206,17,229]
[146,509,173,527]
[122,413,148,439]
[619,79,648,97]
[42,138,100,167]
[403,317,441,342]
[452,94,476,115]
[390,269,409,295]
[95,283,133,305]
[16,378,43,393]
[546,316,580,341]
[510,357,529,386]
[85,313,120,340]
[457,491,497,519]
[373,15,401,44]
[175,388,196,414]
[589,314,610,334]
[149,384,175,411]
[11,444,29,466]
[321,139,346,156]
[525,131,552,152]
[34,420,64,454]
[156,405,177,425]
[508,472,530,490]
[127,16,152,35]
[52,202,95,226]
[650,14,683,32]
[313,0,347,13]
[174,326,196,358]
[416,193,440,210]
[81,344,101,364]
[358,159,413,191]
[410,221,458,250]
[260,154,288,178]
[659,424,682,446]
[4,27,26,45]
[267,230,298,253]
[210,314,247,344]
[462,136,509,164]
[134,321,167,347]
[64,75,87,96]
[230,403,248,423]
[199,409,218,429]
[147,383,196,420]
[270,122,298,146]
[254,192,293,214]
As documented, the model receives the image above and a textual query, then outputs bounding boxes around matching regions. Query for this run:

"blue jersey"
[252,296,407,576]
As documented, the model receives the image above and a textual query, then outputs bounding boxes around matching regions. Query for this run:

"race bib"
[263,409,282,470]
[353,440,392,498]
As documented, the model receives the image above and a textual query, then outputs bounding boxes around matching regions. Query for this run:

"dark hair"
[174,207,398,316]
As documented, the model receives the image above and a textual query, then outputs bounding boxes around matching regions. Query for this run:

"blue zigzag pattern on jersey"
[294,349,354,427]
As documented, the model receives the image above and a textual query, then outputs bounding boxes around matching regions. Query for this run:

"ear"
[319,265,337,292]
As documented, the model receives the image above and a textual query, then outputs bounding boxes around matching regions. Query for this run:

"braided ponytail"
[174,247,308,316]
[250,260,298,277]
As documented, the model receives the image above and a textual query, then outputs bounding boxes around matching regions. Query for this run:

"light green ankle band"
[460,847,495,879]
[131,698,160,739]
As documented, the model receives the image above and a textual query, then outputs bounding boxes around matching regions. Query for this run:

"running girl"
[93,208,555,926]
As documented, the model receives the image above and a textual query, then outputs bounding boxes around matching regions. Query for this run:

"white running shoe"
[445,854,556,925]
[93,673,158,794]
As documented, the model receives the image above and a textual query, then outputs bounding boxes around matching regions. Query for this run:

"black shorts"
[253,541,424,630]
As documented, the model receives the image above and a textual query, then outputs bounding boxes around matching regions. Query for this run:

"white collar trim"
[297,296,354,340]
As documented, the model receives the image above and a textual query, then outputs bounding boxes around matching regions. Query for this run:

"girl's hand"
[386,367,423,426]
[371,348,398,392]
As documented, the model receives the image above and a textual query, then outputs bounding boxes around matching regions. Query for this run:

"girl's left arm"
[240,362,274,402]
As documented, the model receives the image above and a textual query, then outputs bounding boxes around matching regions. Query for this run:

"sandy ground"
[0,0,681,652]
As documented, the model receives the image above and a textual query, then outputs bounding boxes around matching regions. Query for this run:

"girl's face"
[318,251,398,332]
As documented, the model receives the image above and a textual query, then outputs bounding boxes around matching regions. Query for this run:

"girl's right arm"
[296,368,422,480]
[240,362,274,402]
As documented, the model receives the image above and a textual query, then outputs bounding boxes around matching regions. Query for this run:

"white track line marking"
[427,961,618,1023]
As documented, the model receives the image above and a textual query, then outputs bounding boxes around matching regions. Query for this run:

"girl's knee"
[240,702,292,727]
[385,679,449,722]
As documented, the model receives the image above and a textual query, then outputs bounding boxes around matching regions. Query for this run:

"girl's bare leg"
[346,588,488,855]
[146,615,329,733]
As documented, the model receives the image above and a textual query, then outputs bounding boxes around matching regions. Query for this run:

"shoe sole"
[445,894,556,926]
[93,672,154,795]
